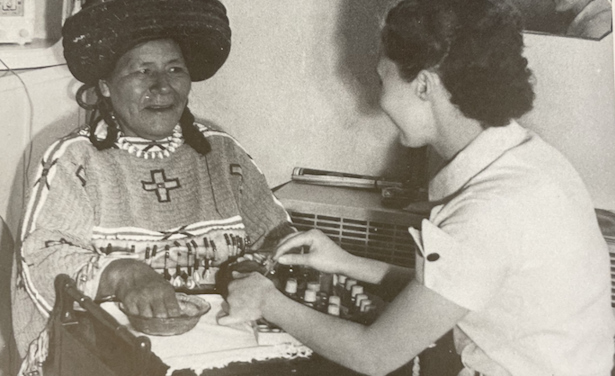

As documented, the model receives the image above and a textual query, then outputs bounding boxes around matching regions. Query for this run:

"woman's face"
[377,56,434,148]
[99,39,191,140]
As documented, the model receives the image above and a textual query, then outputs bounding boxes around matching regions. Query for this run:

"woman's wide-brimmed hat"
[62,0,231,86]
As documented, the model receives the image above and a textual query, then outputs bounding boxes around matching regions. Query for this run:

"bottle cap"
[304,289,317,303]
[350,285,364,299]
[345,279,357,291]
[327,303,340,316]
[355,293,368,307]
[285,278,298,294]
[328,295,341,306]
[307,281,320,292]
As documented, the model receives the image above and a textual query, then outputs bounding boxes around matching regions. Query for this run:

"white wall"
[189,0,615,211]
[0,64,80,376]
[0,66,82,236]
[6,2,611,225]
[0,3,613,252]
[522,33,615,211]
[189,0,409,190]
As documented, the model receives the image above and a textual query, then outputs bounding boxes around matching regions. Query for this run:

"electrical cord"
[0,57,35,203]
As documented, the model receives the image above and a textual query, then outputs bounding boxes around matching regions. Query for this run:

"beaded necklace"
[116,125,184,159]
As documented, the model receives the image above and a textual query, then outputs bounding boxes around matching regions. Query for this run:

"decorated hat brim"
[62,0,231,85]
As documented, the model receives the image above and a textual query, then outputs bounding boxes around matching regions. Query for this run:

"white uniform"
[411,121,614,376]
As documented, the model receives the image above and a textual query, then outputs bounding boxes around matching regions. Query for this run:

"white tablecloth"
[101,294,312,375]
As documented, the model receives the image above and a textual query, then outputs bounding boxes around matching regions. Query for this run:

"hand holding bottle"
[274,229,354,275]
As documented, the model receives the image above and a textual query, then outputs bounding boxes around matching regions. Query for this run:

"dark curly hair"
[381,0,534,127]
[76,84,211,155]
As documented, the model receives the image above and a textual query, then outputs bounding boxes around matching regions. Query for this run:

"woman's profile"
[221,1,615,375]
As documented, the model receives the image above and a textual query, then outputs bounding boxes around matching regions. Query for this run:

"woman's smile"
[99,38,192,140]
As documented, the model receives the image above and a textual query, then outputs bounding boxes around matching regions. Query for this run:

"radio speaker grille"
[595,209,615,309]
[276,182,425,269]
[289,211,417,268]
[607,235,615,308]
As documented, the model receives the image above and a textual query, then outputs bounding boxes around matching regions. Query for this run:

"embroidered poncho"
[12,122,293,373]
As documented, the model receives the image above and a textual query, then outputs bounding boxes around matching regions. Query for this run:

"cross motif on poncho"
[141,169,180,203]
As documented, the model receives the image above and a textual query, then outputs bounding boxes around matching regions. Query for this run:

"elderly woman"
[11,0,292,374]
[220,0,615,375]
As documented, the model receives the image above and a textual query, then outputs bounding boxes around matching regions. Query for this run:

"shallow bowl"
[121,293,210,336]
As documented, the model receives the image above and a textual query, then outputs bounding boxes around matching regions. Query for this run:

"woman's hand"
[274,229,354,275]
[99,259,181,318]
[217,272,279,326]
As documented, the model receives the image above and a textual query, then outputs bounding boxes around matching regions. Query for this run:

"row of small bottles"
[279,265,376,325]
[100,233,250,292]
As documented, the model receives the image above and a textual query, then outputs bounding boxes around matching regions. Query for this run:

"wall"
[0,65,80,375]
[0,66,82,235]
[4,1,611,225]
[190,0,615,211]
[189,0,410,190]
[522,33,615,211]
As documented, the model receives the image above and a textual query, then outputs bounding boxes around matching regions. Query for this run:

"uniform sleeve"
[17,141,115,317]
[412,199,518,311]
[228,142,294,250]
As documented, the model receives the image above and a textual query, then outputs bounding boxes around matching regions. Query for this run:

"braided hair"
[76,84,211,155]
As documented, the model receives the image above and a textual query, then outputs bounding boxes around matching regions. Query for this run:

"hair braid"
[180,107,211,155]
[78,85,209,154]
[87,86,120,150]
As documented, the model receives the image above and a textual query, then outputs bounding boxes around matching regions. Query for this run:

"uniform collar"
[429,121,531,201]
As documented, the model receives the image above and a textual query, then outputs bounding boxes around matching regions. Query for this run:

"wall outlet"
[0,0,34,45]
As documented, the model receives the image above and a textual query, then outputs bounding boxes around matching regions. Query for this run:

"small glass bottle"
[334,274,347,298]
[345,278,357,291]
[284,278,299,301]
[289,263,298,278]
[297,265,311,293]
[328,295,341,307]
[359,298,373,313]
[353,293,369,315]
[319,272,334,295]
[358,298,376,325]
[337,274,348,287]
[315,291,329,313]
[343,279,357,307]
[350,285,364,303]
[327,303,340,317]
[303,288,317,308]
[307,281,321,292]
